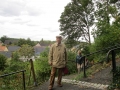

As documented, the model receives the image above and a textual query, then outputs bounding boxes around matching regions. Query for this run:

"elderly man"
[48,35,67,90]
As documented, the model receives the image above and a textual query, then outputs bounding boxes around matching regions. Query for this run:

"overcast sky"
[0,0,71,41]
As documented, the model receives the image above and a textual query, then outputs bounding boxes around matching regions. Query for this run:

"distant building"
[0,46,20,58]
[33,43,46,56]
[0,51,12,58]
[0,46,8,51]
[4,39,19,45]
[7,46,21,52]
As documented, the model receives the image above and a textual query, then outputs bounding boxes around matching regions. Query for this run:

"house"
[4,39,19,45]
[0,46,8,51]
[0,51,12,58]
[33,43,46,56]
[7,46,21,52]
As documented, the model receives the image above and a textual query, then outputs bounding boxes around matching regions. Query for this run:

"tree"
[0,35,8,43]
[18,38,35,46]
[19,44,34,58]
[26,38,35,46]
[92,0,120,50]
[12,51,20,61]
[18,38,26,46]
[93,0,119,37]
[0,54,7,70]
[59,0,94,45]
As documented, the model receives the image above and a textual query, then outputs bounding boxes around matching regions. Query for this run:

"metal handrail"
[106,47,120,82]
[81,45,120,77]
[84,45,120,57]
[107,47,120,58]
[0,70,26,90]
[107,47,120,70]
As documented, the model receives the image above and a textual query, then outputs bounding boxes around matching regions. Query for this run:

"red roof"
[0,46,7,51]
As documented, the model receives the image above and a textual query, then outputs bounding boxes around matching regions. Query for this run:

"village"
[0,36,52,61]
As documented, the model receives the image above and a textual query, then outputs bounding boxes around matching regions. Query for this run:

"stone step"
[60,79,108,90]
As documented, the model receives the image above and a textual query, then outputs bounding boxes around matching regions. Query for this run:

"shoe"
[48,88,53,90]
[48,86,53,90]
[57,84,63,87]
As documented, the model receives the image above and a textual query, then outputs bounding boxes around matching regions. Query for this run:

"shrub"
[40,47,49,57]
[0,54,7,71]
[34,57,51,82]
[1,59,28,90]
[108,66,120,90]
[67,51,77,74]
[12,51,20,61]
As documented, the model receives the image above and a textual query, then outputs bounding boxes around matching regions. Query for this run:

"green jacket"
[48,43,67,68]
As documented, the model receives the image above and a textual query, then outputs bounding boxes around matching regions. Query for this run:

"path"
[32,60,120,90]
[32,81,99,90]
[81,60,120,85]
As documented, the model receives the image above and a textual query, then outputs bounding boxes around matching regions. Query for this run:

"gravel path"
[81,60,120,85]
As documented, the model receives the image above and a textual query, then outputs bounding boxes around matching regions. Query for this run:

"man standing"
[48,35,67,90]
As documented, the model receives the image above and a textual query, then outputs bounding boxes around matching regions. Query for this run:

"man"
[48,35,67,90]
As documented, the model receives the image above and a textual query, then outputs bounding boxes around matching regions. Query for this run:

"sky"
[0,0,71,41]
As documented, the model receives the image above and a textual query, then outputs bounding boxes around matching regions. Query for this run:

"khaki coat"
[48,43,67,68]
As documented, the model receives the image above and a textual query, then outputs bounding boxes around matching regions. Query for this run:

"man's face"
[56,37,62,44]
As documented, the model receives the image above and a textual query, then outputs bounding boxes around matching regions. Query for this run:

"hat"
[56,35,62,38]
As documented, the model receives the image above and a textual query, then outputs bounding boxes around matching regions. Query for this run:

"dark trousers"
[49,67,63,89]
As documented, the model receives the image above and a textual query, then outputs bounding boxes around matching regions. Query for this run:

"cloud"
[0,0,71,41]
[12,19,31,25]
[0,0,26,16]
[0,0,43,16]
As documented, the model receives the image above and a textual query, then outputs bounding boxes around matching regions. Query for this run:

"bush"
[12,51,20,61]
[108,66,120,90]
[0,54,7,71]
[0,59,29,90]
[40,47,49,57]
[34,56,51,83]
[67,51,77,74]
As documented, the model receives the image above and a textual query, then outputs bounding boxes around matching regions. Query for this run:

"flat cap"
[56,35,62,38]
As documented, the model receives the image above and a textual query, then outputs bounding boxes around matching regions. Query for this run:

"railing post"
[30,59,37,86]
[83,56,86,78]
[111,50,116,83]
[112,50,116,72]
[22,71,26,90]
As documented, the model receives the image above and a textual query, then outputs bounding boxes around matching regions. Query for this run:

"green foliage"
[110,0,119,3]
[108,66,120,90]
[65,39,79,49]
[4,61,26,72]
[12,51,20,61]
[67,51,77,74]
[19,44,34,58]
[0,58,29,90]
[18,38,35,46]
[82,45,90,55]
[0,35,8,43]
[94,23,120,51]
[67,51,76,60]
[59,0,94,44]
[89,0,120,63]
[40,38,53,46]
[40,47,49,57]
[0,54,7,71]
[34,57,51,82]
